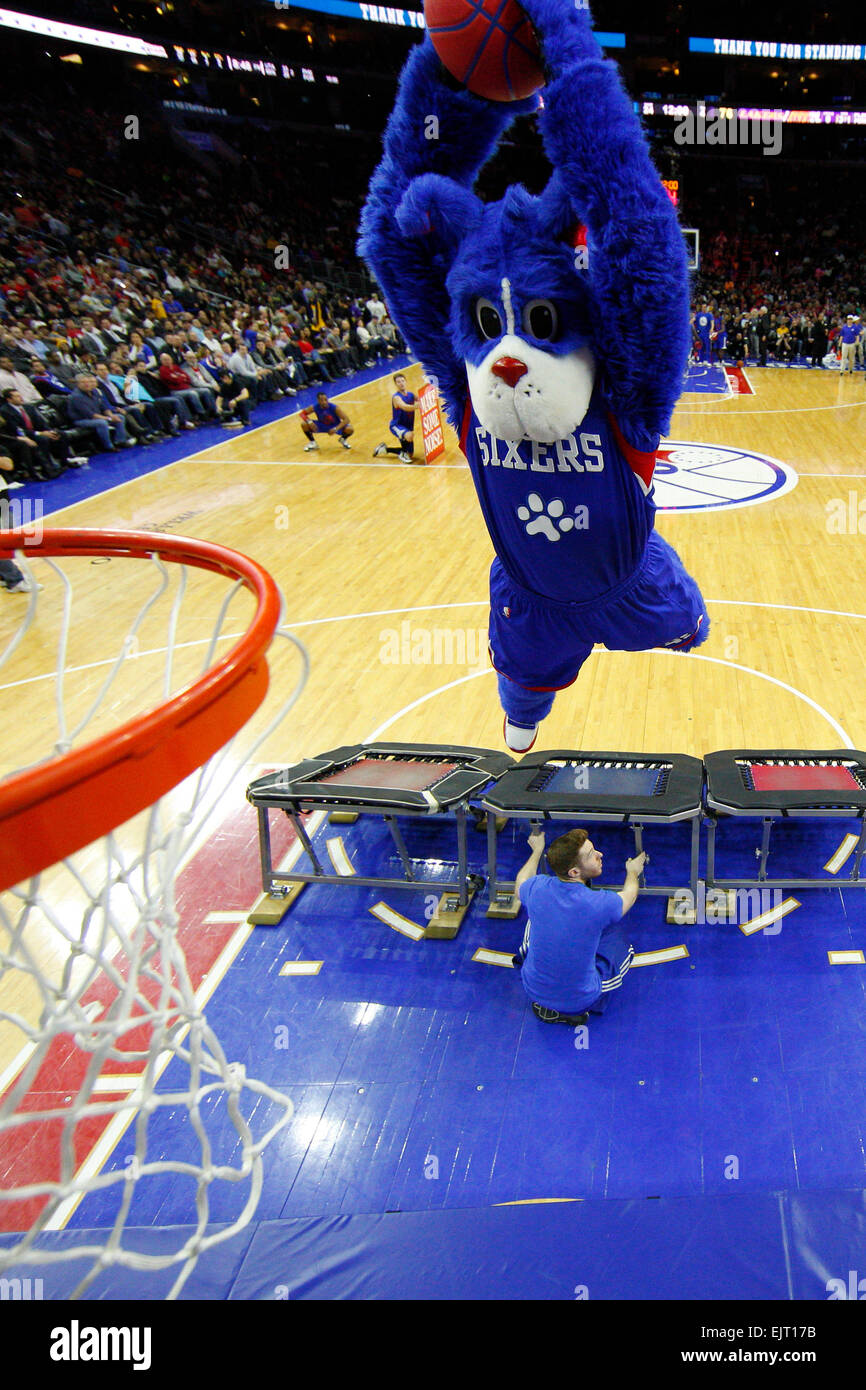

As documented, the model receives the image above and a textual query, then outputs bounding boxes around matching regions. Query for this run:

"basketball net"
[0,529,308,1299]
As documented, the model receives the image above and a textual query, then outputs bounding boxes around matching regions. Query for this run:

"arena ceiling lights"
[0,5,167,55]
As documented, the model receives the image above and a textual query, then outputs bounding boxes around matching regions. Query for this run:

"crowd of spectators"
[0,91,408,487]
[0,238,404,487]
[2,84,865,502]
[682,172,866,368]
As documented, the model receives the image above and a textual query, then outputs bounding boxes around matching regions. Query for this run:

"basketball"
[424,0,545,103]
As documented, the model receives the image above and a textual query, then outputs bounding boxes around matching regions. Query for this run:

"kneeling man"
[514,828,645,1024]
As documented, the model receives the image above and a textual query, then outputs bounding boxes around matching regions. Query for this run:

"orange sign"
[418,380,444,463]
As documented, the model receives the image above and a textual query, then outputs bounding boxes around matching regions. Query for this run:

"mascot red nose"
[359,0,709,752]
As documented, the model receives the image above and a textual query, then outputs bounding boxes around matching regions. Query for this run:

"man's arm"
[617,852,647,915]
[514,829,546,896]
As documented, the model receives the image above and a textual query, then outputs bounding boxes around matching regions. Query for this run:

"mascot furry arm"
[359,1,708,749]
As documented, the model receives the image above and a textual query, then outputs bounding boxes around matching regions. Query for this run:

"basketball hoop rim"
[0,528,283,891]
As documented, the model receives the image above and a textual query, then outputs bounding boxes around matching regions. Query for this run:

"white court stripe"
[369,902,425,940]
[192,458,469,470]
[473,948,515,967]
[326,837,355,876]
[5,594,866,699]
[362,648,852,749]
[676,399,866,416]
[824,834,860,875]
[279,960,323,976]
[740,897,801,936]
[0,1040,38,1099]
[204,910,249,924]
[631,945,689,967]
[828,950,865,965]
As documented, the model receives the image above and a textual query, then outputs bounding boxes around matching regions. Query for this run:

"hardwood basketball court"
[1,357,865,1202]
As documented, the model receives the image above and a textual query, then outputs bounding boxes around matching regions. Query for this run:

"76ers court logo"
[652,441,797,512]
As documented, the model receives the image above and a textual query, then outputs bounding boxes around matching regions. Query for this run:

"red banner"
[419,380,445,463]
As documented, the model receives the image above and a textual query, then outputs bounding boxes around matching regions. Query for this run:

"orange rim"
[0,528,283,891]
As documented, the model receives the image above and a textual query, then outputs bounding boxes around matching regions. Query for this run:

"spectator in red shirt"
[158,353,215,418]
[295,335,335,383]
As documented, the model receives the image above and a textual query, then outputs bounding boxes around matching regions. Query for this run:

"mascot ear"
[396,174,483,269]
[536,174,589,270]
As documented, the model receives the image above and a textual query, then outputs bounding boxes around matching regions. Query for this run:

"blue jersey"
[313,401,340,430]
[518,875,624,1013]
[390,389,415,430]
[459,390,657,602]
[695,311,713,337]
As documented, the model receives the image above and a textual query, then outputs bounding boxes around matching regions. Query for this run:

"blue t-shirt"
[695,312,713,337]
[518,875,623,1012]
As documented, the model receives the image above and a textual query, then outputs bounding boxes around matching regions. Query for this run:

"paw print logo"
[517,493,575,541]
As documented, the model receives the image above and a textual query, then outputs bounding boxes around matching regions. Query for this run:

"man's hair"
[546,828,590,880]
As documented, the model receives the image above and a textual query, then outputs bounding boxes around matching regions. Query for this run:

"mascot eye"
[523,300,558,341]
[475,298,503,340]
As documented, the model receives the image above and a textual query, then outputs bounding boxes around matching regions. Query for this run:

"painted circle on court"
[653,441,798,513]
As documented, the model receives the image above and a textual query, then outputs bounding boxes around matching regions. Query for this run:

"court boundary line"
[676,400,866,415]
[4,596,866,697]
[361,649,853,747]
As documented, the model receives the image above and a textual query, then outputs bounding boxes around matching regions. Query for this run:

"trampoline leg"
[851,817,866,882]
[456,804,469,908]
[757,817,773,881]
[257,805,274,889]
[485,812,521,918]
[633,823,646,890]
[291,808,326,877]
[706,816,717,886]
[384,814,416,882]
[690,816,700,899]
[426,807,480,939]
[247,806,306,926]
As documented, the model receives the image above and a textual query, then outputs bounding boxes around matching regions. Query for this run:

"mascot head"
[396,172,598,443]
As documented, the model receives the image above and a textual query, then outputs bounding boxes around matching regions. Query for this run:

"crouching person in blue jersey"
[301,393,353,452]
[513,828,644,1025]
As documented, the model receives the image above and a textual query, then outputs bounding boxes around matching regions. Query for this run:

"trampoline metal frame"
[253,798,477,904]
[705,805,866,891]
[481,803,703,912]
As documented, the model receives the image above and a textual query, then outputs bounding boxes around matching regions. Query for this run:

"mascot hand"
[518,0,603,78]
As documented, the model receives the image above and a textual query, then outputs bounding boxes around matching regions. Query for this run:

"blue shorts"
[389,420,412,442]
[488,531,708,691]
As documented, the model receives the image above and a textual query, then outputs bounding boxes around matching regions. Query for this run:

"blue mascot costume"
[359,0,709,750]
